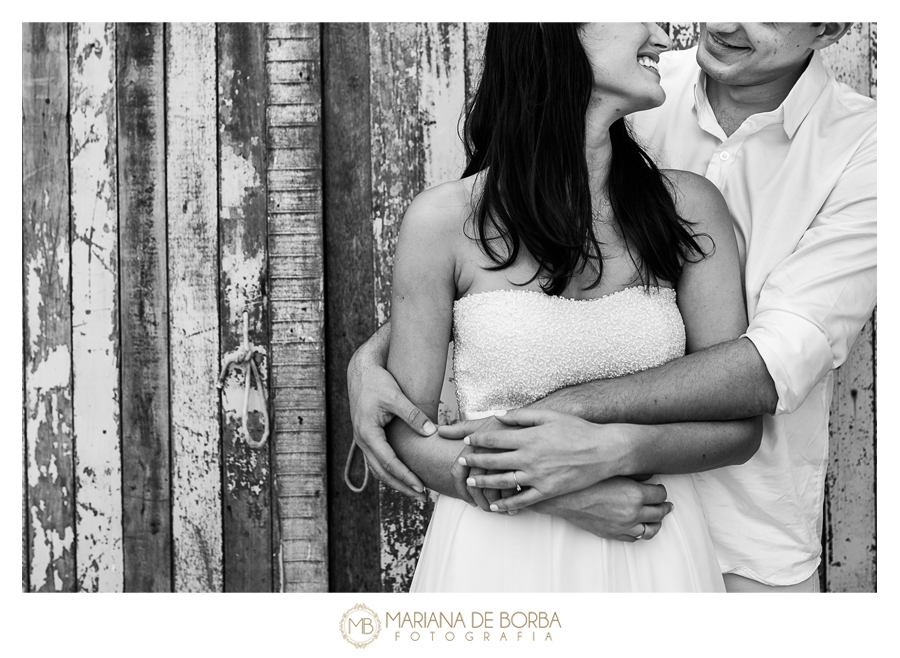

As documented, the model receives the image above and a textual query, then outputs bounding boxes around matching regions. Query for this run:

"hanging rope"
[343,440,370,493]
[217,310,270,449]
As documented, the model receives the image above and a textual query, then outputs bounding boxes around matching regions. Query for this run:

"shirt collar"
[691,50,829,139]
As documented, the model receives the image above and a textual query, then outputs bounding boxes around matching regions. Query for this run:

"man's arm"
[536,126,877,425]
[458,409,761,511]
[532,335,777,423]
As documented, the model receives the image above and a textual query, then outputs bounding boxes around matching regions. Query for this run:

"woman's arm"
[383,184,474,499]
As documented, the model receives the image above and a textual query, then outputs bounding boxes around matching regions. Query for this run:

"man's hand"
[348,343,436,502]
[452,409,629,511]
[531,477,674,542]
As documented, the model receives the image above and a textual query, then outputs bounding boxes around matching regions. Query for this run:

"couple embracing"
[348,23,876,593]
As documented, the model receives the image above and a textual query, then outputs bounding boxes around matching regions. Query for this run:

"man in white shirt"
[347,23,876,592]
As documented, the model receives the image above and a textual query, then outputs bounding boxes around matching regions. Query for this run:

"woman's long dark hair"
[461,23,708,296]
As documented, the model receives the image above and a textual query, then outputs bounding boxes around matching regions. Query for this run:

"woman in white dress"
[383,23,761,592]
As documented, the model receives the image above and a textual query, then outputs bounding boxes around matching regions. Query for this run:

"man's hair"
[460,23,707,295]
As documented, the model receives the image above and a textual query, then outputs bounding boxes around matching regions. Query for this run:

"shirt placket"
[702,114,783,192]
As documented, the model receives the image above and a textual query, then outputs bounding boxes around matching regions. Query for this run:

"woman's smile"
[637,54,660,75]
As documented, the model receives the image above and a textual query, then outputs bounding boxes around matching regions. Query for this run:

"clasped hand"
[440,408,629,512]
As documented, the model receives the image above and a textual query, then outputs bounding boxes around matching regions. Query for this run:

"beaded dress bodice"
[452,286,685,415]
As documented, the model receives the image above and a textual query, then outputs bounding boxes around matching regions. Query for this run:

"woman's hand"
[451,444,507,512]
[457,409,631,511]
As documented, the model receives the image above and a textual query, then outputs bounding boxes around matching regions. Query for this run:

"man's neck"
[706,55,811,138]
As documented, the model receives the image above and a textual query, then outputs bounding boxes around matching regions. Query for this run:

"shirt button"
[719,151,731,161]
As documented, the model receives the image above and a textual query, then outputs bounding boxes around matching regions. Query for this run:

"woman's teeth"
[638,56,658,72]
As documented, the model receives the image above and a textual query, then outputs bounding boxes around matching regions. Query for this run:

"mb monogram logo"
[340,604,382,648]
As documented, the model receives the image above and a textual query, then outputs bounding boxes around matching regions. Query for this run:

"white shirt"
[630,47,877,585]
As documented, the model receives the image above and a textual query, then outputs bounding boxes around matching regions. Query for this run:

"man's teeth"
[638,56,658,72]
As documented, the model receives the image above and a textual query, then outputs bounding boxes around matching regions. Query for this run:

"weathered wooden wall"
[22,22,328,593]
[23,22,876,593]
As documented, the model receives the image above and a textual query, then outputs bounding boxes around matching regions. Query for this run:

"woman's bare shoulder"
[661,168,730,233]
[400,175,478,246]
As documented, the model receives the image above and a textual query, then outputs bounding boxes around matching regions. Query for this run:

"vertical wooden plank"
[118,22,172,592]
[869,22,877,100]
[371,22,468,592]
[825,316,876,591]
[166,22,223,592]
[218,22,273,593]
[463,22,487,105]
[420,23,467,189]
[820,22,870,96]
[69,21,123,592]
[370,21,424,594]
[23,22,75,592]
[820,23,876,593]
[322,22,381,593]
[266,22,328,592]
[421,22,466,431]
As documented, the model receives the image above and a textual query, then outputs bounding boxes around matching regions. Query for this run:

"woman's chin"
[631,91,667,115]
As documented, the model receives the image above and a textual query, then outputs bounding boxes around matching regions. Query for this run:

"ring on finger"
[633,522,646,540]
[512,471,522,492]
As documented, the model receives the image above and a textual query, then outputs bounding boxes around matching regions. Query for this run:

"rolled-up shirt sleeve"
[744,128,876,415]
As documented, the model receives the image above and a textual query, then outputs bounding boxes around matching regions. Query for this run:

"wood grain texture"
[869,23,877,99]
[668,23,700,50]
[420,23,466,428]
[463,23,487,105]
[217,22,273,593]
[371,22,469,592]
[117,22,172,592]
[165,22,223,592]
[266,22,328,593]
[321,22,381,593]
[825,316,876,591]
[819,24,877,593]
[23,22,75,593]
[369,22,425,594]
[69,22,123,592]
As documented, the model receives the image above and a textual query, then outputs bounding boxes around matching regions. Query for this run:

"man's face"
[696,23,824,87]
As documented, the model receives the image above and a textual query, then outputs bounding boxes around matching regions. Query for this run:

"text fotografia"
[386,611,561,642]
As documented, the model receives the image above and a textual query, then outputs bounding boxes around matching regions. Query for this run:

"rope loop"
[217,310,270,449]
[343,441,370,493]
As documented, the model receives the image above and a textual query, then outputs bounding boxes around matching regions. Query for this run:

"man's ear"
[810,23,853,51]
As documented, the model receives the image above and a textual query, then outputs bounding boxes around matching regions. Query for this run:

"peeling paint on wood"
[117,22,172,592]
[69,21,123,592]
[420,23,466,428]
[820,22,870,96]
[23,22,75,593]
[869,23,877,99]
[322,22,382,593]
[668,23,700,50]
[370,22,424,594]
[464,23,487,105]
[218,22,273,593]
[266,21,329,593]
[819,24,876,593]
[371,22,471,592]
[825,315,876,591]
[166,22,223,592]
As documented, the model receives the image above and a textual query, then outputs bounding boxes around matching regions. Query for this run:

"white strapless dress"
[410,287,725,592]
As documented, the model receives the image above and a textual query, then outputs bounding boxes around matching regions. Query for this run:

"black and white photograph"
[19,15,881,650]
